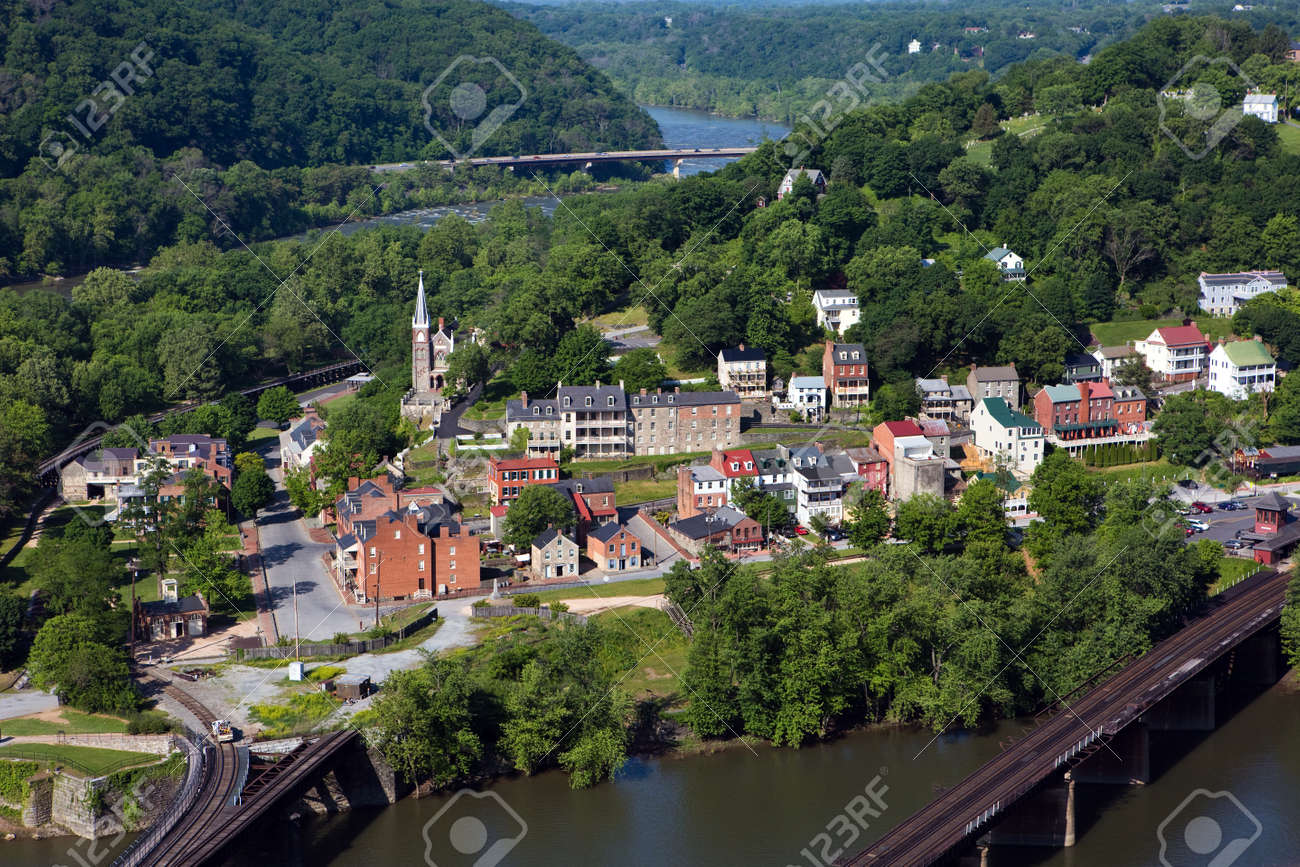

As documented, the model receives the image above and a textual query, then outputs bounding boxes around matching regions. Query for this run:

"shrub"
[549,601,569,613]
[471,599,492,608]
[513,593,542,608]
[331,632,351,645]
[307,665,346,683]
[126,710,175,734]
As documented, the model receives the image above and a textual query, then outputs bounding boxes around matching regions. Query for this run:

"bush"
[307,665,347,683]
[471,599,492,608]
[332,632,351,645]
[513,593,542,608]
[549,601,569,613]
[126,710,175,735]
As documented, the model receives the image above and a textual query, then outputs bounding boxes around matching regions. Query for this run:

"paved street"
[0,690,58,721]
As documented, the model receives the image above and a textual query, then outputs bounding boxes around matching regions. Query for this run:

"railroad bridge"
[371,146,761,178]
[840,568,1290,866]
[115,676,395,867]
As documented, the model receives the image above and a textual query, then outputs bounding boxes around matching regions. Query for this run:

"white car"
[1187,519,1209,531]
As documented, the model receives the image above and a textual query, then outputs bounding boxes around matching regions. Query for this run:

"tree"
[232,466,275,517]
[284,465,326,517]
[954,479,1008,548]
[367,658,484,790]
[971,103,999,139]
[30,536,122,618]
[446,341,491,392]
[502,484,575,549]
[845,488,891,548]
[257,386,300,425]
[1153,392,1217,465]
[611,348,667,392]
[178,533,251,614]
[27,614,137,713]
[1113,357,1154,392]
[894,494,953,554]
[550,325,612,387]
[1282,571,1300,670]
[0,592,25,670]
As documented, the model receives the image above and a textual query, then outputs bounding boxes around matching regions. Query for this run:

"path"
[322,597,479,686]
[435,381,481,441]
[0,690,59,721]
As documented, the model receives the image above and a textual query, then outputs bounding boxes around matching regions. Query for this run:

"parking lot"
[1167,481,1300,554]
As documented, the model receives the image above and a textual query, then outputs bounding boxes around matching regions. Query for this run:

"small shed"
[334,673,373,701]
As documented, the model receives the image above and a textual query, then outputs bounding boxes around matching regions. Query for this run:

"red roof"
[1154,325,1207,347]
[490,456,559,471]
[881,420,924,438]
[490,504,509,517]
[716,449,757,477]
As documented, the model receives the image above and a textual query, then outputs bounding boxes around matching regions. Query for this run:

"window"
[418,543,425,555]
[564,396,571,407]
[691,407,698,415]
[394,530,401,539]
[609,543,616,553]
[546,406,553,415]
[418,560,425,571]
[609,560,616,569]
[449,560,456,569]
[369,547,376,557]
[533,406,539,415]
[608,396,615,406]
[449,546,456,556]
[585,396,593,407]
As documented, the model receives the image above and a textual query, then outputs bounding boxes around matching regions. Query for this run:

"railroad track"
[847,569,1288,865]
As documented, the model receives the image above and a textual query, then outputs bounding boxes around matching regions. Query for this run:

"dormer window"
[533,406,539,415]
[563,396,571,407]
[607,396,615,407]
[852,352,860,360]
[585,396,592,407]
[546,406,552,415]
[839,352,846,360]
[652,395,659,404]
[668,396,674,403]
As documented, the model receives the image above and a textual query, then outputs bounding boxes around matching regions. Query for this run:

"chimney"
[348,476,360,490]
[521,390,528,408]
[619,379,625,391]
[674,386,681,394]
[640,388,647,396]
[940,374,948,384]
[1255,334,1264,342]
[1079,382,1091,424]
[596,380,601,389]
[438,317,445,332]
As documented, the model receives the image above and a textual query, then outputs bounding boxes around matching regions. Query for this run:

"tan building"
[531,528,581,580]
[717,344,768,399]
[966,364,1021,406]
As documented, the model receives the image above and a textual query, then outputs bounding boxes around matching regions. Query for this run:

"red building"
[587,523,647,572]
[1111,384,1148,428]
[871,420,925,475]
[845,447,889,496]
[1252,493,1300,565]
[549,478,617,542]
[488,456,560,505]
[822,341,871,407]
[1032,381,1118,441]
[148,435,234,488]
[709,448,758,486]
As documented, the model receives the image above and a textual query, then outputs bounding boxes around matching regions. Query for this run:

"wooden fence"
[472,605,588,625]
[236,606,439,660]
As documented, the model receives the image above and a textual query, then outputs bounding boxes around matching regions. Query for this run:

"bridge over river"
[371,146,760,177]
[841,568,1289,866]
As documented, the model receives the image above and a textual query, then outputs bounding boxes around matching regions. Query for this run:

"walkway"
[0,690,59,721]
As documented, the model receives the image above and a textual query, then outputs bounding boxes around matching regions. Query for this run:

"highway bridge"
[841,568,1289,866]
[371,146,760,175]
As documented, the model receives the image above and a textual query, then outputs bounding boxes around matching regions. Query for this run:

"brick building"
[822,341,870,407]
[488,456,560,505]
[667,505,763,555]
[587,523,649,573]
[676,464,729,519]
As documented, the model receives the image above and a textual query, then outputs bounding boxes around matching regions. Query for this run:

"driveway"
[435,381,482,440]
[0,690,59,721]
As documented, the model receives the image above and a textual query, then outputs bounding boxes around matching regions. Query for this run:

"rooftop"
[970,364,1019,382]
[670,506,750,540]
[719,345,766,363]
[1217,340,1275,367]
[979,397,1040,431]
[790,375,825,390]
[1198,270,1286,286]
[1152,324,1207,347]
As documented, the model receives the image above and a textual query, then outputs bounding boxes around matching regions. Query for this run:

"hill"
[0,0,660,176]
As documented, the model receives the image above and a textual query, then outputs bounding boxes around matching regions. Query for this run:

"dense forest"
[506,0,1168,119]
[6,15,1300,524]
[0,0,660,278]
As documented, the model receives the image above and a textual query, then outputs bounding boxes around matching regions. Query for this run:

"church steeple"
[412,270,429,328]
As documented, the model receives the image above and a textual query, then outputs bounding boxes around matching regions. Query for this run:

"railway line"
[845,569,1289,866]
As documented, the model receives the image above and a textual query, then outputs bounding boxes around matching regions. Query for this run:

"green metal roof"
[1042,384,1080,403]
[980,397,1040,432]
[1218,340,1275,367]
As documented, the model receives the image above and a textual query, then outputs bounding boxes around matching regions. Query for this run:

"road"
[0,689,58,721]
[435,381,481,440]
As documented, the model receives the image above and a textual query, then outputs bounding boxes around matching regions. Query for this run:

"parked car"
[1190,502,1213,513]
[825,529,844,542]
[1225,539,1248,550]
[1184,526,1197,537]
[1187,518,1209,531]
[794,525,809,535]
[1178,479,1197,489]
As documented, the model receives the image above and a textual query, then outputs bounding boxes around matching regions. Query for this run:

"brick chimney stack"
[438,317,445,331]
[521,390,528,409]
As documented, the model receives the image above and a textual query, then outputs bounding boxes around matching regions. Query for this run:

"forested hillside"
[0,0,659,278]
[507,0,1300,120]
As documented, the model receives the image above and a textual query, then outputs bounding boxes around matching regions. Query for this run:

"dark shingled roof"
[720,345,766,363]
[628,390,740,407]
[669,506,749,540]
[533,527,561,548]
[140,595,208,616]
[589,522,628,543]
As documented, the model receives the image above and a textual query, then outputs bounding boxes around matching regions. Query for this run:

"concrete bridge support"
[1232,628,1280,686]
[673,158,684,179]
[1072,724,1150,784]
[985,778,1075,848]
[1143,674,1216,731]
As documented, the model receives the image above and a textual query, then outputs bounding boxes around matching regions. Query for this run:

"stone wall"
[41,735,173,754]
[51,773,102,839]
[20,772,51,826]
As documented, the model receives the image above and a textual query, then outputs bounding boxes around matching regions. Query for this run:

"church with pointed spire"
[401,270,455,425]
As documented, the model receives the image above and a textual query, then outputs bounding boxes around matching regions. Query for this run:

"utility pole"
[374,556,382,629]
[293,563,300,661]
[129,558,138,654]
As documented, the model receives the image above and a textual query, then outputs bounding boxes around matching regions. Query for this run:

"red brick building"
[871,420,925,476]
[548,478,617,542]
[845,447,889,496]
[1112,384,1148,428]
[822,341,871,407]
[488,456,560,505]
[587,523,647,572]
[331,477,481,600]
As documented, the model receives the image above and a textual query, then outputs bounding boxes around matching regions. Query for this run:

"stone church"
[399,271,455,425]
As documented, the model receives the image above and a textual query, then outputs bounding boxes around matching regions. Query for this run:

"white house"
[811,289,860,334]
[278,409,325,471]
[1197,270,1287,317]
[1092,345,1140,379]
[777,168,827,200]
[785,376,827,419]
[907,38,922,54]
[970,397,1045,476]
[790,448,855,526]
[717,344,768,399]
[1207,340,1276,400]
[1243,93,1279,124]
[983,245,1026,281]
[1135,324,1208,382]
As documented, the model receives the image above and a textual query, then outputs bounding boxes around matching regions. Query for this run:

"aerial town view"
[5,0,1300,864]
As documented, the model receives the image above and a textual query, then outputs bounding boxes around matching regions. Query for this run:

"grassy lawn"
[589,304,650,330]
[965,139,993,167]
[247,425,281,442]
[319,391,357,417]
[591,606,687,699]
[1277,121,1300,155]
[1002,113,1046,136]
[1088,458,1180,485]
[1089,316,1232,347]
[0,710,129,736]
[564,451,710,476]
[462,372,515,421]
[518,576,666,604]
[745,426,873,449]
[1212,556,1263,594]
[613,478,677,504]
[0,744,160,776]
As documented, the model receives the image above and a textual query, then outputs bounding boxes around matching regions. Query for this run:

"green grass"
[1089,316,1232,347]
[249,692,342,738]
[965,139,993,167]
[1276,121,1300,155]
[463,371,516,421]
[744,426,873,449]
[319,392,357,418]
[0,710,130,736]
[1002,113,1046,136]
[247,426,281,442]
[1087,458,1179,484]
[613,478,677,503]
[564,451,710,475]
[1212,556,1263,595]
[0,744,160,777]
[588,304,650,330]
[518,576,665,604]
[590,607,686,699]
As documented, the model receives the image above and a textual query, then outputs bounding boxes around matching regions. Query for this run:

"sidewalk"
[240,521,279,645]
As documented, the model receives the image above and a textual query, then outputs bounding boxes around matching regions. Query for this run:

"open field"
[590,606,687,699]
[0,744,160,776]
[588,304,650,330]
[463,372,515,421]
[1277,121,1300,155]
[521,577,666,604]
[1090,316,1231,347]
[613,478,677,503]
[0,709,130,735]
[1213,556,1264,594]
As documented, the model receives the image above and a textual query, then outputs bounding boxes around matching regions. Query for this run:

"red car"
[1191,502,1213,514]
[794,526,809,535]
